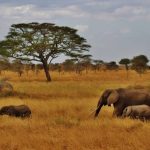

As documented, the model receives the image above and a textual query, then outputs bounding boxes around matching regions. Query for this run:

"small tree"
[24,61,32,76]
[11,60,24,77]
[0,57,10,75]
[69,54,92,74]
[81,55,92,74]
[0,23,91,82]
[62,59,75,72]
[131,55,149,76]
[106,61,119,70]
[93,60,104,72]
[49,63,61,73]
[119,58,131,78]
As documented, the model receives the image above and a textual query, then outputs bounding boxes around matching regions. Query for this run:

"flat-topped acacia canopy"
[0,22,91,81]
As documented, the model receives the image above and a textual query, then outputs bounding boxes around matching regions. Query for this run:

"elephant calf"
[122,105,150,120]
[0,105,31,118]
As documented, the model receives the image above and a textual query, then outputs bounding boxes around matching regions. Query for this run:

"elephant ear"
[126,107,132,116]
[107,90,119,105]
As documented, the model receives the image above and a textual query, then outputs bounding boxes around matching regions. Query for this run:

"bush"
[0,80,13,96]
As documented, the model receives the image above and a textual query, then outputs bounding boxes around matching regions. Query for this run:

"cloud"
[74,25,88,33]
[86,0,111,8]
[0,4,33,16]
[94,5,149,21]
[1,2,149,22]
[83,0,150,21]
[0,4,89,20]
[114,6,146,16]
[0,0,150,61]
[51,5,89,18]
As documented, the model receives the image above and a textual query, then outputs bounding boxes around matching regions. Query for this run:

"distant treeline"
[0,22,149,81]
[0,55,149,77]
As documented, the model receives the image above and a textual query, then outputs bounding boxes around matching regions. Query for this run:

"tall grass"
[0,70,149,149]
[1,70,150,83]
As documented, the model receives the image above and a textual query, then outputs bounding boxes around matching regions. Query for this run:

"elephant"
[122,105,150,120]
[0,105,31,118]
[95,88,150,118]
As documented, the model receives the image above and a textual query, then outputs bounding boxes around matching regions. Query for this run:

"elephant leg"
[113,106,125,117]
[113,110,122,117]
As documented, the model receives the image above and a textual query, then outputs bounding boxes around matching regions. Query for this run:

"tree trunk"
[125,64,129,79]
[125,64,128,71]
[42,60,51,82]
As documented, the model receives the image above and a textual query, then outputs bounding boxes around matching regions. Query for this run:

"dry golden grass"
[0,70,149,150]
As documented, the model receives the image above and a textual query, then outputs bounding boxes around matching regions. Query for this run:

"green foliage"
[0,22,91,62]
[92,59,104,71]
[119,58,130,70]
[106,61,119,70]
[119,58,130,65]
[131,55,149,75]
[93,60,104,65]
[62,59,75,72]
[0,22,91,81]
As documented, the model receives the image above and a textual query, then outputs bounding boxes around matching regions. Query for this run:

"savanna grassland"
[0,70,150,150]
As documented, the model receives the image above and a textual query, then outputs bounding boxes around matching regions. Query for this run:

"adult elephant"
[94,88,150,117]
[0,105,31,118]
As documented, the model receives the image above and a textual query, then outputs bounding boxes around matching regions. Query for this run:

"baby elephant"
[0,105,31,118]
[122,105,150,120]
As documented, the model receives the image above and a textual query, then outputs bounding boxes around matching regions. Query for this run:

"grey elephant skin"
[0,105,31,118]
[95,88,150,117]
[122,105,150,120]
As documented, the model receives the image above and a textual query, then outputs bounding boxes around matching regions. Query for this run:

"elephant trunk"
[94,99,104,117]
[0,109,2,115]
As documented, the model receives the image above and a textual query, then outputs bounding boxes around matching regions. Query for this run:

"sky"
[0,0,150,63]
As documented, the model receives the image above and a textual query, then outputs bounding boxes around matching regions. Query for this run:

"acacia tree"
[119,58,130,71]
[131,55,149,76]
[62,59,75,72]
[11,60,24,77]
[0,23,91,81]
[0,57,10,75]
[93,60,104,72]
[106,61,119,70]
[81,55,92,74]
[69,54,92,74]
[119,58,130,78]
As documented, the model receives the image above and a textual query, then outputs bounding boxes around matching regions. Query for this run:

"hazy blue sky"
[0,0,150,63]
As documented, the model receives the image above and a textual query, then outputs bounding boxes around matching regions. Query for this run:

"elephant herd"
[95,88,150,121]
[0,87,150,121]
